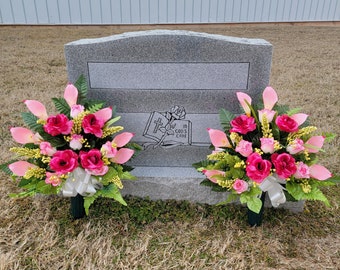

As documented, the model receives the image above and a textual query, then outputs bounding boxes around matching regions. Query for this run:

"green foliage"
[126,142,143,152]
[219,108,234,131]
[327,174,340,183]
[21,112,41,133]
[286,181,330,207]
[120,171,137,180]
[200,178,227,192]
[18,178,32,187]
[271,121,281,141]
[39,132,66,148]
[100,184,127,205]
[104,116,121,127]
[245,100,260,128]
[86,101,105,113]
[101,167,118,185]
[9,176,59,198]
[3,74,140,218]
[0,161,16,175]
[323,132,337,143]
[21,112,65,147]
[246,197,263,214]
[192,160,213,170]
[83,194,98,215]
[9,189,35,198]
[240,187,262,213]
[286,107,301,116]
[274,104,290,115]
[74,74,88,104]
[216,192,239,205]
[52,97,71,115]
[36,180,59,194]
[84,184,127,215]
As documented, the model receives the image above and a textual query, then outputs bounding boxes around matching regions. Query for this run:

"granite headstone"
[64,30,298,209]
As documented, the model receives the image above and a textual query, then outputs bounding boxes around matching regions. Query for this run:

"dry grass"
[0,24,339,270]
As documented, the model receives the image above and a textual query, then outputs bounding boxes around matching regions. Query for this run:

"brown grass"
[0,24,339,270]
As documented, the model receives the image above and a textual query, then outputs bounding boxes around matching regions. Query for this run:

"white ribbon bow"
[259,174,286,207]
[62,168,103,197]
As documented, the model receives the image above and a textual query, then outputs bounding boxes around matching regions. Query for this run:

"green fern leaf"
[286,107,302,116]
[286,182,330,207]
[74,75,88,104]
[39,133,66,148]
[274,104,290,115]
[87,101,105,113]
[21,112,42,132]
[100,184,127,206]
[84,194,99,215]
[52,97,70,115]
[0,160,17,175]
[219,108,235,131]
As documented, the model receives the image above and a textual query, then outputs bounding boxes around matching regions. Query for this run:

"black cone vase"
[70,194,85,219]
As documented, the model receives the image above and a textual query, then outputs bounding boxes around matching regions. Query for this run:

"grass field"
[0,24,339,270]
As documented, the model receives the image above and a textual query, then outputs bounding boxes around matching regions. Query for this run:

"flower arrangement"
[194,87,337,214]
[2,75,140,215]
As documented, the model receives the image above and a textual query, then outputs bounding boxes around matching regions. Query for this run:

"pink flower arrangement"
[3,75,140,215]
[194,86,336,214]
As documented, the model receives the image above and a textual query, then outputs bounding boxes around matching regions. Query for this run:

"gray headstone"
[64,30,300,211]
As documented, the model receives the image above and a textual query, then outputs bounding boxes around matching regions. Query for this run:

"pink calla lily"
[290,113,308,126]
[64,83,78,107]
[113,132,134,147]
[207,128,231,148]
[101,141,118,158]
[262,86,278,110]
[309,164,332,180]
[93,107,112,122]
[202,169,225,183]
[236,92,252,116]
[112,148,134,164]
[258,109,276,123]
[24,100,48,120]
[9,161,37,176]
[10,127,41,144]
[305,136,325,153]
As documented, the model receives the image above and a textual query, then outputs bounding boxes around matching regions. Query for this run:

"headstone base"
[122,167,305,213]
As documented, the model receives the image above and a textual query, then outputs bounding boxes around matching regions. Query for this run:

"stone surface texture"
[65,30,303,212]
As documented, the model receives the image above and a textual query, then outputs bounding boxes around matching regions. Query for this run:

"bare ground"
[0,24,339,270]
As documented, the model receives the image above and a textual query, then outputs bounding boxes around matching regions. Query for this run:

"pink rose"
[260,137,275,154]
[87,165,109,176]
[69,134,83,150]
[246,153,272,183]
[50,150,78,174]
[230,115,256,134]
[70,104,85,118]
[40,141,57,156]
[82,114,104,138]
[271,153,297,179]
[79,149,106,175]
[294,162,310,179]
[235,140,253,157]
[233,179,249,194]
[44,114,73,136]
[286,138,305,154]
[275,115,299,132]
[45,172,62,186]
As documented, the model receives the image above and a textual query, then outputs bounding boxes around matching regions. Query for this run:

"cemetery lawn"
[0,24,339,270]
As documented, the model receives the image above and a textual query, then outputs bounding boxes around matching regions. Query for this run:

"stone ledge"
[121,171,304,213]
